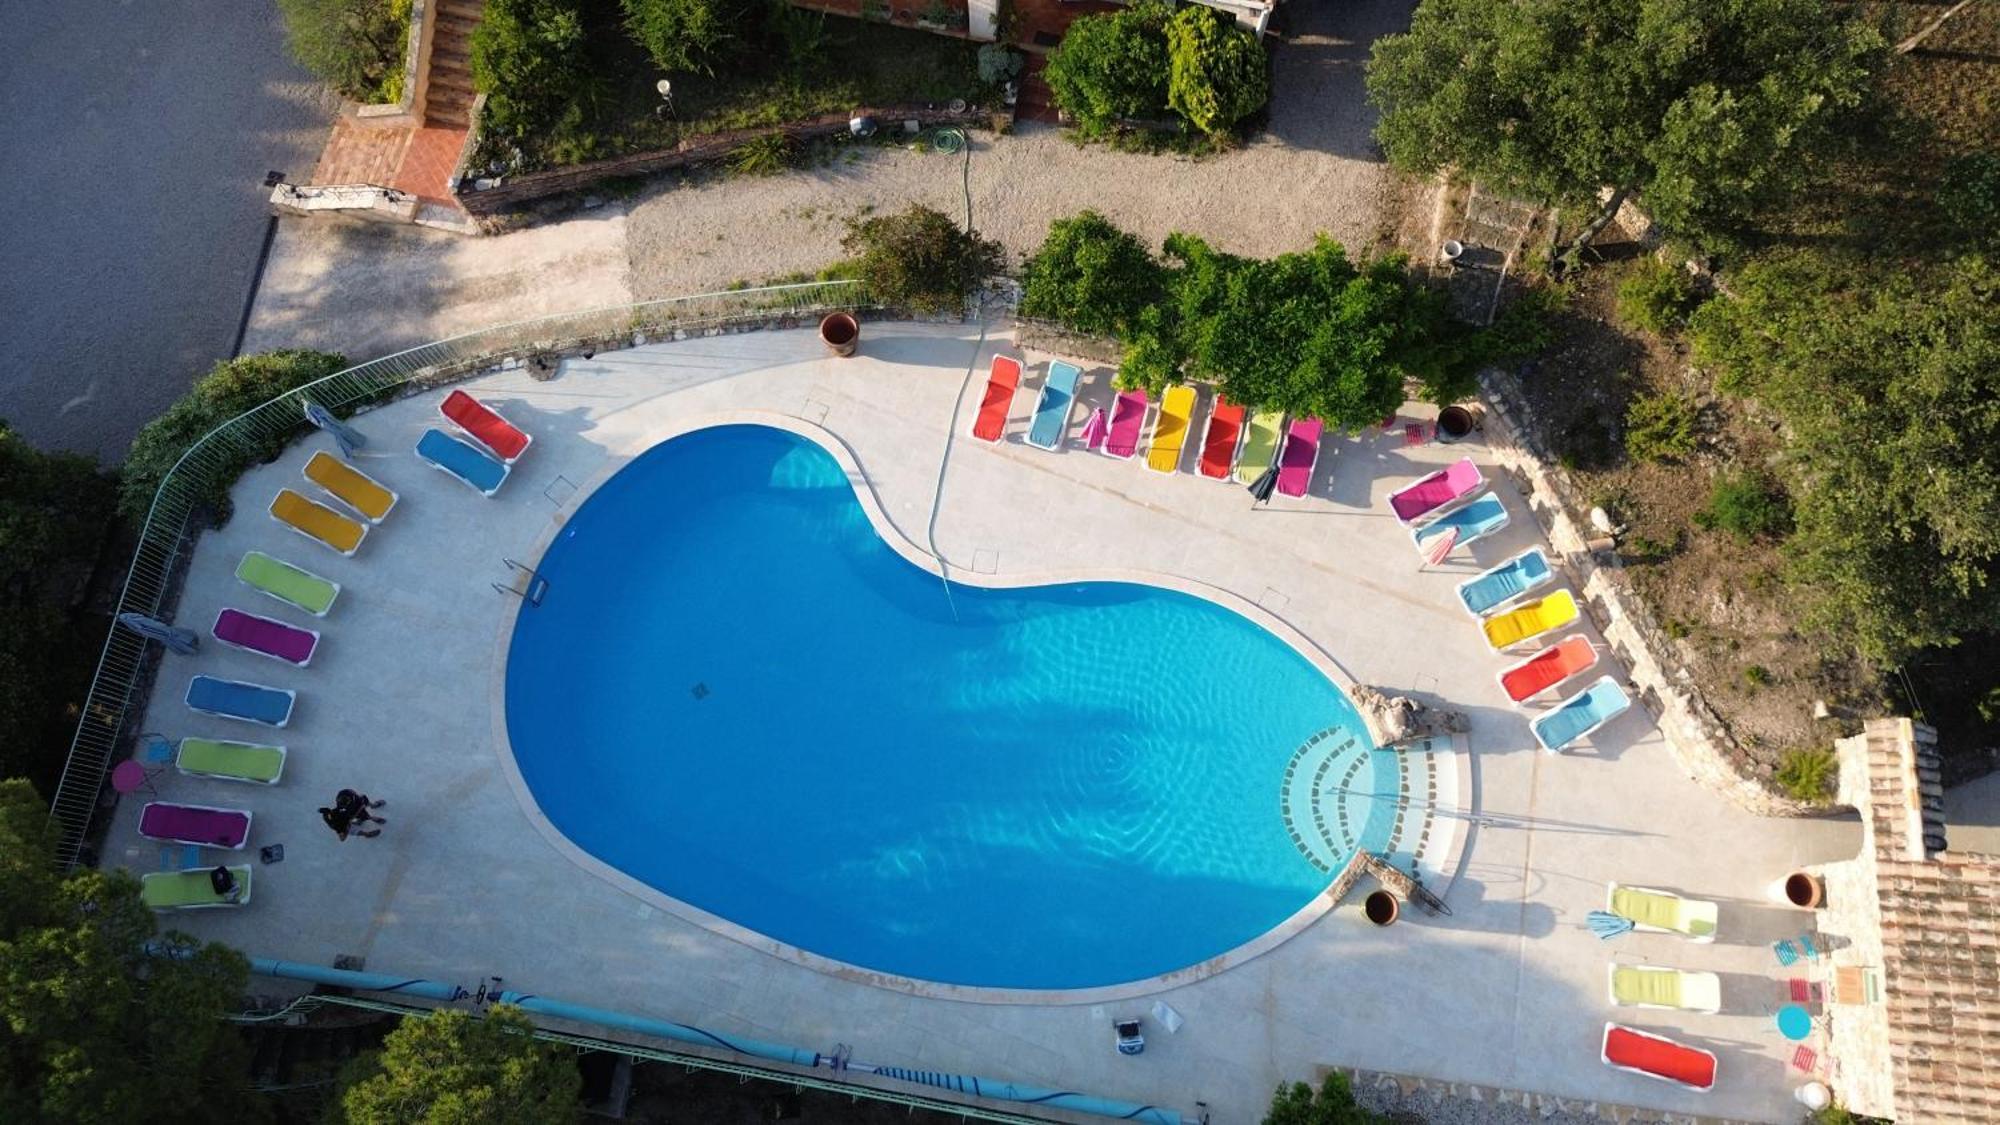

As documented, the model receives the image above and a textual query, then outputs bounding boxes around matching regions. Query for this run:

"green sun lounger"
[1608,964,1721,1013]
[235,551,340,617]
[141,864,252,910]
[1235,410,1285,485]
[1609,882,1718,941]
[176,738,287,785]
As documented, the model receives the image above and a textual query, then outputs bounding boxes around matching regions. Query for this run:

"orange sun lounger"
[440,389,532,463]
[1601,1022,1715,1092]
[1498,635,1597,703]
[1199,397,1247,480]
[971,355,1022,443]
[270,489,366,556]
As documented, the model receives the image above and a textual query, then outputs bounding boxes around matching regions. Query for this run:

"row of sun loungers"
[1599,881,1722,1092]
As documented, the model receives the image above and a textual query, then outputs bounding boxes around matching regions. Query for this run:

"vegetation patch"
[1613,258,1699,335]
[1622,390,1698,464]
[1047,0,1268,145]
[1775,745,1839,804]
[278,0,413,104]
[839,204,1005,314]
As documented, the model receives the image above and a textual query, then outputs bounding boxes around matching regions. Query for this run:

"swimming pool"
[504,424,1398,991]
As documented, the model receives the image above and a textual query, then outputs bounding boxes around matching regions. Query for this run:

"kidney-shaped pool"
[504,424,1391,991]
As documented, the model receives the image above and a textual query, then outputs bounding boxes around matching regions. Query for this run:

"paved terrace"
[106,321,1854,1123]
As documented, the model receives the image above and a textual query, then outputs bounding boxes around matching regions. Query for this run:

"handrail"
[48,280,870,869]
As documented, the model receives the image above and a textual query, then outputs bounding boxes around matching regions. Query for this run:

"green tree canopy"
[841,205,1005,314]
[1165,4,1269,137]
[1262,1073,1384,1125]
[1689,253,2000,663]
[276,0,413,103]
[1020,210,1165,336]
[471,0,595,151]
[1043,1,1172,134]
[335,1005,581,1125]
[0,779,259,1124]
[1366,0,1884,251]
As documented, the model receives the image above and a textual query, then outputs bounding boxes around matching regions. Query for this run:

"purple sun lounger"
[139,802,252,849]
[1276,417,1324,497]
[1389,457,1485,524]
[212,608,319,667]
[1103,389,1149,459]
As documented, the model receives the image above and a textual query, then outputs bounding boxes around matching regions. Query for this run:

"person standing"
[319,789,387,841]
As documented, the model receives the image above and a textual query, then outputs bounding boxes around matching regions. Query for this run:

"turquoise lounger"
[1026,361,1081,451]
[417,428,509,496]
[1533,676,1632,753]
[1457,548,1554,616]
[1412,493,1509,555]
[185,675,296,728]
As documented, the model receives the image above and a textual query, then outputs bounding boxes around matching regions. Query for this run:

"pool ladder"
[493,558,549,607]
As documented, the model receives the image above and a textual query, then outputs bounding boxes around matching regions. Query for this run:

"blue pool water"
[505,425,1390,990]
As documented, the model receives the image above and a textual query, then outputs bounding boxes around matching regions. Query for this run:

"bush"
[1165,5,1269,137]
[1477,284,1568,365]
[1695,472,1792,540]
[1775,746,1838,803]
[1043,2,1171,134]
[728,132,793,176]
[1614,258,1698,335]
[1623,390,1697,463]
[841,205,1005,314]
[277,0,412,103]
[1020,211,1165,336]
[977,43,1024,86]
[472,0,596,153]
[1263,1073,1385,1125]
[1938,153,2000,252]
[120,350,350,522]
[621,0,742,75]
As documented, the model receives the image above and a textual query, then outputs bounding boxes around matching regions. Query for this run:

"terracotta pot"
[1779,871,1824,909]
[1364,889,1400,927]
[1437,404,1484,442]
[819,312,859,357]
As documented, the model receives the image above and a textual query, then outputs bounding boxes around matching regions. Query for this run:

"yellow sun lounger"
[1146,386,1198,474]
[1608,964,1721,1013]
[270,488,366,556]
[1608,882,1719,942]
[1481,588,1578,650]
[304,451,397,523]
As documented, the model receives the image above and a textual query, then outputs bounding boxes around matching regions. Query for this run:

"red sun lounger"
[139,802,252,849]
[440,389,532,463]
[212,608,319,667]
[1388,456,1485,524]
[1601,1022,1715,1092]
[1498,635,1597,703]
[1199,397,1247,480]
[1276,417,1324,497]
[971,355,1022,442]
[1103,388,1149,459]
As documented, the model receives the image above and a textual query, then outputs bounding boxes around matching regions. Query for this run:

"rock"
[1589,506,1615,533]
[1351,685,1470,748]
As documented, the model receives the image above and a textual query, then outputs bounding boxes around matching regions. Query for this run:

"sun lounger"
[139,802,252,849]
[1276,417,1324,497]
[1533,675,1631,752]
[303,450,398,523]
[440,389,532,463]
[212,608,319,667]
[175,738,286,785]
[1146,386,1198,473]
[185,675,295,728]
[1235,410,1284,484]
[417,428,509,496]
[1608,882,1718,941]
[270,489,366,556]
[1607,965,1722,1013]
[1498,635,1597,703]
[1389,457,1485,524]
[235,552,339,617]
[141,864,252,910]
[1025,361,1080,450]
[1481,589,1578,650]
[1412,493,1509,557]
[1457,548,1554,616]
[1104,389,1149,459]
[1601,1023,1715,1092]
[971,355,1022,443]
[1199,397,1246,480]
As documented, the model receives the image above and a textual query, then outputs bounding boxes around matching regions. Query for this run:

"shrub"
[1043,2,1171,134]
[841,205,1005,314]
[1263,1073,1385,1125]
[1695,472,1792,540]
[1938,153,2000,252]
[120,350,350,522]
[1775,746,1838,803]
[1614,258,1698,335]
[472,0,595,152]
[622,0,749,75]
[1165,5,1269,137]
[977,43,1024,86]
[1477,284,1567,366]
[1020,211,1165,336]
[277,0,412,103]
[1623,390,1697,463]
[728,132,793,176]
[1743,663,1771,687]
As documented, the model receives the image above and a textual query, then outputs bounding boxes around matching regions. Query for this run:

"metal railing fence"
[48,280,869,869]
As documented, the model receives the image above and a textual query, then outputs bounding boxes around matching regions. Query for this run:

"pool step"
[1280,730,1461,887]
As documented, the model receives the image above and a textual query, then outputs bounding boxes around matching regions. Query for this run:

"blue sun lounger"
[1411,493,1510,555]
[1457,548,1554,616]
[185,675,296,728]
[417,428,509,496]
[1532,675,1632,753]
[1026,361,1081,451]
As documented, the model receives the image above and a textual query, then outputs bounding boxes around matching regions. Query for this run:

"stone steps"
[423,0,484,129]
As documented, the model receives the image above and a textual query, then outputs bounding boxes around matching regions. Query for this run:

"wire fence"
[47,280,870,870]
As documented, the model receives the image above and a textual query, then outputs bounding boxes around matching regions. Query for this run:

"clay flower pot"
[1364,889,1400,927]
[819,312,859,357]
[1775,871,1825,909]
[1437,403,1484,442]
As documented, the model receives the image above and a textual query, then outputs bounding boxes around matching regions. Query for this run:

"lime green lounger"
[1608,964,1721,1013]
[1609,882,1719,941]
[235,551,340,617]
[177,738,286,785]
[141,865,252,910]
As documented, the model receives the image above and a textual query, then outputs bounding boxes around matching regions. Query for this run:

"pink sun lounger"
[139,802,252,849]
[212,608,319,667]
[1389,457,1485,523]
[441,389,532,463]
[1103,389,1149,459]
[1276,417,1324,497]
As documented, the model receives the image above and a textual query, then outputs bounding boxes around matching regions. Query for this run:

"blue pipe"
[855,1064,1182,1125]
[496,991,821,1068]
[144,943,467,1001]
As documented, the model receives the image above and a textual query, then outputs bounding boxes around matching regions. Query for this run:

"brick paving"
[310,117,412,187]
[391,124,468,203]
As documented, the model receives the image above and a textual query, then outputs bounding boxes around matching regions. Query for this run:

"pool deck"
[105,321,1856,1124]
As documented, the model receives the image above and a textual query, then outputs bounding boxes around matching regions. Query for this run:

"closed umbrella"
[1246,466,1278,505]
[117,613,199,655]
[1079,407,1108,451]
[1588,910,1636,940]
[303,400,365,460]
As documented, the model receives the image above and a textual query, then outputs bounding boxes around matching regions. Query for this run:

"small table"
[110,759,159,798]
[1777,1003,1813,1042]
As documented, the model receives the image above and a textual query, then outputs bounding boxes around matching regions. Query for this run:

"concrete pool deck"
[106,321,1854,1124]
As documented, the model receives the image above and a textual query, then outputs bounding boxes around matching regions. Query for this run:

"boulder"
[1352,685,1469,748]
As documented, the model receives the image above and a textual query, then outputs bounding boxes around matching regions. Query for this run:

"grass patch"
[1775,745,1839,804]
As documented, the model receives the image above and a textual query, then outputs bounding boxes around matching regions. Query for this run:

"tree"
[335,1005,581,1124]
[1262,1073,1384,1125]
[471,0,595,152]
[277,0,413,103]
[841,205,1005,314]
[1020,211,1165,336]
[1043,2,1172,134]
[621,0,746,75]
[0,779,260,1124]
[1366,0,1883,254]
[1165,4,1269,137]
